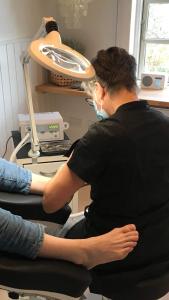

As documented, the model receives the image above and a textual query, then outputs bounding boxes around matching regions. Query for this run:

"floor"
[0,291,47,300]
[1,289,169,300]
[0,289,103,300]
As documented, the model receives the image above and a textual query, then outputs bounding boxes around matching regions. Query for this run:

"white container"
[18,112,69,141]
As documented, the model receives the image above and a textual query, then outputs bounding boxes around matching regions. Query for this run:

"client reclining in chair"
[0,158,138,269]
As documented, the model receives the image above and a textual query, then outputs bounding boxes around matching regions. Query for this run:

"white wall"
[0,0,135,73]
[0,0,58,41]
[116,0,133,50]
[55,0,118,59]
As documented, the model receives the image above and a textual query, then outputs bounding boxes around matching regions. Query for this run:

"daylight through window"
[139,0,169,77]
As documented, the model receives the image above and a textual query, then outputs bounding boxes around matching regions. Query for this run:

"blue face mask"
[93,101,109,120]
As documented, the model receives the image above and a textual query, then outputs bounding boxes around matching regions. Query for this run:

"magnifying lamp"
[10,17,95,162]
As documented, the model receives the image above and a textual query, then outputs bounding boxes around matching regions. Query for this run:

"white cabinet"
[24,160,66,177]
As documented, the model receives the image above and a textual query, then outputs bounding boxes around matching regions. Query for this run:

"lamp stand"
[23,63,40,159]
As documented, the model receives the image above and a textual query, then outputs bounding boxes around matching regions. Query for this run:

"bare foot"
[38,224,138,269]
[81,224,139,269]
[31,173,50,194]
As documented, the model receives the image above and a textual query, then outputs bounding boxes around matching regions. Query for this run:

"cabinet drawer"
[24,161,67,177]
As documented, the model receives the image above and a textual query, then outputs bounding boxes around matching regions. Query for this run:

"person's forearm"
[43,180,73,212]
[43,164,85,213]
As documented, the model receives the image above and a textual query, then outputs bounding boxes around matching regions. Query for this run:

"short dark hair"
[92,47,137,93]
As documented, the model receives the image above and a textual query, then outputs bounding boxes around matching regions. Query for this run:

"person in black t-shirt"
[43,47,169,289]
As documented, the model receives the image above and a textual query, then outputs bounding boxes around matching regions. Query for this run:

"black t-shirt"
[67,100,169,287]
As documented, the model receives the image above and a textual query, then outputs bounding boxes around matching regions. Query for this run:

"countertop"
[138,86,169,108]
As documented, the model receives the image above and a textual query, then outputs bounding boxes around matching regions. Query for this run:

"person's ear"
[95,82,105,102]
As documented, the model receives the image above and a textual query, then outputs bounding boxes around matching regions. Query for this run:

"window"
[139,0,169,77]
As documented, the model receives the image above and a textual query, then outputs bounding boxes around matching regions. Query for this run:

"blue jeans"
[0,207,44,258]
[0,158,32,194]
[0,158,44,258]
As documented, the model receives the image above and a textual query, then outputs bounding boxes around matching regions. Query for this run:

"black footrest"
[0,192,71,225]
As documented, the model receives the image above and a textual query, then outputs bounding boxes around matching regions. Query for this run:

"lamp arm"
[20,17,57,161]
[23,63,40,158]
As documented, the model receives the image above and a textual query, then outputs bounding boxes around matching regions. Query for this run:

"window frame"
[138,0,169,78]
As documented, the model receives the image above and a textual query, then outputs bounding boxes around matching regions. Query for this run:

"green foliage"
[145,44,169,73]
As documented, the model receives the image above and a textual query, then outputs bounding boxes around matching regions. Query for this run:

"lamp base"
[28,149,40,159]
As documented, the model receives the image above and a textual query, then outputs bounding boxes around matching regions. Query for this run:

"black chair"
[90,262,169,300]
[3,192,169,300]
[0,192,92,300]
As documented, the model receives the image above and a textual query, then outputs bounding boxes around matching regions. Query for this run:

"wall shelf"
[36,83,88,97]
[36,83,169,109]
[138,87,169,108]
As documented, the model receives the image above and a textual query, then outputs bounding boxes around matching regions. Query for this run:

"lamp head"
[29,18,95,81]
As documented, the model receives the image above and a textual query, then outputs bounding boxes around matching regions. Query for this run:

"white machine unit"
[18,112,69,142]
[141,72,168,90]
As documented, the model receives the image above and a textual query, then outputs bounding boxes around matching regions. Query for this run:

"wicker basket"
[50,72,73,87]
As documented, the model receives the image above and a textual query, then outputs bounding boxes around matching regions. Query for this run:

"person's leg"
[0,207,44,259]
[0,158,49,194]
[38,224,139,269]
[0,207,138,268]
[0,158,32,194]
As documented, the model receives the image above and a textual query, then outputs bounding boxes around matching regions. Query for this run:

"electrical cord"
[10,132,30,162]
[2,136,13,158]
